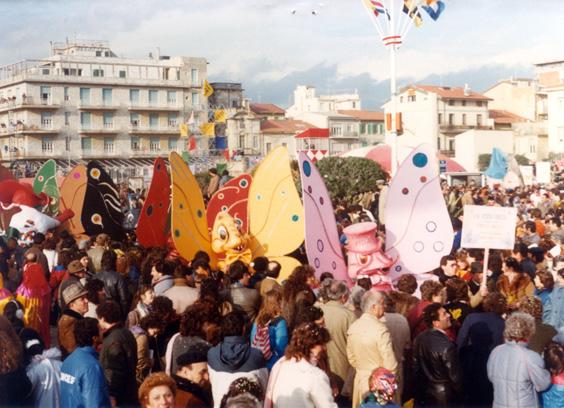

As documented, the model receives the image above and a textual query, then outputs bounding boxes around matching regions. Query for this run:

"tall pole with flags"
[360,0,446,176]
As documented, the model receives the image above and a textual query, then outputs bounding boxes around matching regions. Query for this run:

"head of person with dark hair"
[74,317,101,348]
[199,277,221,301]
[140,313,166,337]
[544,342,564,377]
[420,280,445,303]
[482,293,507,316]
[294,305,325,328]
[524,220,537,234]
[138,372,176,408]
[85,279,106,305]
[438,255,457,279]
[221,310,247,338]
[250,257,268,275]
[423,303,452,330]
[192,251,211,265]
[467,249,484,264]
[180,300,221,338]
[357,277,372,291]
[220,377,263,408]
[396,274,417,295]
[282,265,316,302]
[173,263,192,281]
[96,300,123,331]
[191,259,211,281]
[285,322,330,365]
[445,277,469,303]
[100,249,117,272]
[512,243,530,261]
[319,272,334,284]
[3,299,25,333]
[265,261,281,280]
[151,259,165,280]
[228,260,250,285]
[33,232,46,246]
[503,257,522,274]
[19,328,45,365]
[152,296,177,322]
[534,269,555,293]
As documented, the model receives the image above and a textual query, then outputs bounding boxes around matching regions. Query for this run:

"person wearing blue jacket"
[60,317,111,408]
[250,289,289,370]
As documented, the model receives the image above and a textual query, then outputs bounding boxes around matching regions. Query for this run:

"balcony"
[79,123,120,134]
[77,102,119,111]
[0,96,60,112]
[0,121,59,136]
[439,149,455,157]
[128,124,179,134]
[330,131,359,139]
[80,150,119,159]
[130,146,183,157]
[128,103,181,112]
[439,124,492,133]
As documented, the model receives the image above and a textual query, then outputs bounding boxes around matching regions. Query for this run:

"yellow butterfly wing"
[248,146,304,258]
[169,152,214,265]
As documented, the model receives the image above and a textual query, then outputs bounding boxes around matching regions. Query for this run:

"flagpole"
[389,0,398,177]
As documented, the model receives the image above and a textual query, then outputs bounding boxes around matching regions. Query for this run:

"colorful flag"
[188,136,197,151]
[214,109,226,123]
[403,0,423,27]
[223,149,230,162]
[187,111,195,125]
[421,0,445,21]
[180,123,189,137]
[203,80,214,98]
[364,0,390,20]
[200,123,215,137]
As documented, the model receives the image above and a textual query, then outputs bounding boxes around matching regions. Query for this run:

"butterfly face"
[211,212,249,255]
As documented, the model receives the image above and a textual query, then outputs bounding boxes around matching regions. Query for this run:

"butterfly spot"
[174,229,180,237]
[331,261,337,270]
[280,190,286,196]
[307,186,312,194]
[420,176,427,183]
[402,188,409,195]
[302,161,312,177]
[413,241,424,252]
[73,172,81,179]
[426,221,437,232]
[395,265,402,272]
[319,197,324,205]
[218,193,224,200]
[179,203,184,209]
[291,215,299,222]
[317,239,324,252]
[433,241,445,252]
[314,258,320,268]
[159,202,163,207]
[146,205,153,216]
[221,206,228,212]
[239,179,248,188]
[412,153,428,168]
[197,210,203,218]
[256,194,262,200]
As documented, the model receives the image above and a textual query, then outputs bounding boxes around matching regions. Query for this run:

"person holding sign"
[496,257,534,310]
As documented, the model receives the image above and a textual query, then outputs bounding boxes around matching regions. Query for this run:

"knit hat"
[68,260,86,275]
[62,282,87,306]
[176,344,210,367]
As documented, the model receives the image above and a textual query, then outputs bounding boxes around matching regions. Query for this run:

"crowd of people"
[0,179,563,408]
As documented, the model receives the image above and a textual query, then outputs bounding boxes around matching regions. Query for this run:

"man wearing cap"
[58,260,88,310]
[174,347,212,408]
[57,282,89,358]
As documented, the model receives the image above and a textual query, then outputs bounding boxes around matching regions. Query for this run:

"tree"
[478,154,491,171]
[315,157,388,202]
[514,154,530,166]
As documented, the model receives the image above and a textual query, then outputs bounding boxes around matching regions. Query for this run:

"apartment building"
[0,40,208,174]
[337,110,385,146]
[535,60,564,153]
[383,85,493,156]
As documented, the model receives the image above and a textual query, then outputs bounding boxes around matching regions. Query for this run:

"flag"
[187,111,195,125]
[421,0,445,21]
[203,80,214,98]
[188,136,197,151]
[403,0,423,27]
[364,0,390,20]
[180,123,188,137]
[214,109,226,123]
[200,123,215,137]
[223,149,230,161]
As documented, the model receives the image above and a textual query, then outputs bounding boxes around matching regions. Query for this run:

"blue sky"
[1,0,563,108]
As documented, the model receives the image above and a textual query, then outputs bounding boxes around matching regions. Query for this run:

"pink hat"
[344,222,382,255]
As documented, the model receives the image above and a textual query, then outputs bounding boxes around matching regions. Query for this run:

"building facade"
[0,40,209,175]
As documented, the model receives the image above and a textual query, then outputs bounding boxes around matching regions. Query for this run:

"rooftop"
[489,109,530,125]
[411,85,492,101]
[338,110,384,121]
[250,103,286,115]
[260,119,315,134]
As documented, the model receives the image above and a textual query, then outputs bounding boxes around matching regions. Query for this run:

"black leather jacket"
[94,269,130,315]
[413,328,463,406]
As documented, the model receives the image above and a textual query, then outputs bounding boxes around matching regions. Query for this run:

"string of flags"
[364,0,445,27]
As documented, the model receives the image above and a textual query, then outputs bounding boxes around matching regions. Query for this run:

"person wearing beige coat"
[347,290,398,408]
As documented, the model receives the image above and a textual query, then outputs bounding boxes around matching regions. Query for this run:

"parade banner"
[536,162,551,184]
[461,205,517,250]
[519,165,534,186]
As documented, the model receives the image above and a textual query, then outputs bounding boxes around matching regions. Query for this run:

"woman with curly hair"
[264,323,336,408]
[220,376,263,408]
[0,315,32,406]
[138,372,176,408]
[496,257,534,309]
[281,265,317,333]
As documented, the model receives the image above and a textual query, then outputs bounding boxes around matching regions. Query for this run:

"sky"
[1,0,563,108]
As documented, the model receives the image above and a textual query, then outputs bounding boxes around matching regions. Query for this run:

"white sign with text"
[461,205,517,250]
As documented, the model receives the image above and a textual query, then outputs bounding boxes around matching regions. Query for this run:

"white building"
[0,39,209,176]
[383,85,493,156]
[535,60,564,154]
[484,79,537,121]
[454,129,514,173]
[286,85,361,116]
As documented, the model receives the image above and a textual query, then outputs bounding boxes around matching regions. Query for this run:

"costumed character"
[0,178,49,234]
[33,159,60,216]
[211,212,252,271]
[170,147,304,280]
[344,222,395,291]
[136,158,170,248]
[385,143,454,288]
[16,261,51,347]
[59,164,87,238]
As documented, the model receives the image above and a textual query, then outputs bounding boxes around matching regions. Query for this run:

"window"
[331,126,342,136]
[105,51,110,57]
[79,88,90,104]
[167,113,177,127]
[80,112,91,128]
[119,70,126,78]
[40,86,51,102]
[96,51,102,57]
[131,137,140,151]
[102,88,112,105]
[407,95,416,102]
[64,112,71,126]
[476,101,483,107]
[130,113,139,126]
[352,102,356,109]
[240,121,246,130]
[360,123,366,134]
[149,137,160,152]
[168,137,178,151]
[149,90,158,105]
[448,114,454,125]
[149,114,159,128]
[42,137,53,153]
[103,112,113,128]
[64,87,70,101]
[438,113,442,124]
[448,100,455,106]
[65,136,71,151]
[239,134,245,148]
[42,69,50,75]
[462,114,466,125]
[266,142,272,152]
[130,89,139,104]
[400,96,404,103]
[191,92,199,106]
[41,112,52,128]
[191,69,198,84]
[477,114,482,126]
[81,137,92,151]
[462,100,466,106]
[253,135,258,148]
[167,91,176,104]
[103,137,114,153]
[93,69,104,77]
